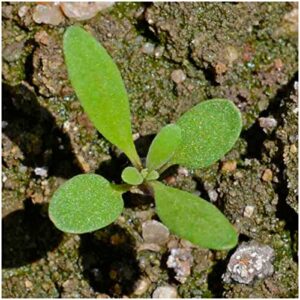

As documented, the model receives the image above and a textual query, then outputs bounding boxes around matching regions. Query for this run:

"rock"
[18,5,29,18]
[142,220,170,245]
[221,160,237,172]
[24,279,33,289]
[141,42,155,55]
[152,286,178,298]
[34,167,48,177]
[60,2,114,21]
[177,166,189,177]
[262,169,273,182]
[166,248,193,283]
[208,189,218,202]
[171,69,186,84]
[133,277,151,296]
[259,117,277,132]
[223,241,275,284]
[243,205,255,218]
[32,4,64,26]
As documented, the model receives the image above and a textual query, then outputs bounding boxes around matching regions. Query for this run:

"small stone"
[171,69,186,84]
[243,205,255,218]
[152,286,178,298]
[2,173,7,183]
[18,5,29,18]
[290,144,297,153]
[154,46,164,58]
[141,42,155,55]
[133,277,151,296]
[262,169,273,182]
[221,160,237,172]
[24,279,33,289]
[177,166,189,177]
[208,189,218,202]
[60,2,113,21]
[142,220,170,245]
[215,62,227,74]
[33,4,64,25]
[259,117,277,132]
[223,241,275,284]
[34,167,48,177]
[167,248,193,283]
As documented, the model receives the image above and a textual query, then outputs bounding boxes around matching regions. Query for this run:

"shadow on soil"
[2,199,63,268]
[2,82,82,179]
[79,225,141,297]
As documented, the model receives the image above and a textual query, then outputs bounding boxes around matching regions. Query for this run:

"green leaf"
[146,124,182,171]
[151,181,238,250]
[121,167,143,185]
[171,99,242,169]
[145,170,159,181]
[49,174,124,234]
[63,26,141,168]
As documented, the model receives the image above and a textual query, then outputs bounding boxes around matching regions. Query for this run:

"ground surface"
[2,2,298,298]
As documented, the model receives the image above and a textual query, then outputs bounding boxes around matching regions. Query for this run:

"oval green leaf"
[146,124,182,171]
[170,99,242,169]
[49,174,124,234]
[121,167,143,185]
[151,181,238,250]
[63,26,140,167]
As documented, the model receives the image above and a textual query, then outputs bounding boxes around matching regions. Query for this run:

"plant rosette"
[49,26,242,250]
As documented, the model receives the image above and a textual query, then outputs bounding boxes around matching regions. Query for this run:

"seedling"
[49,26,242,250]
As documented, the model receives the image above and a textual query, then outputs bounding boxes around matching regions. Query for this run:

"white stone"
[243,205,255,218]
[152,286,178,298]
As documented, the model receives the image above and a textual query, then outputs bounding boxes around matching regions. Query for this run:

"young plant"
[49,26,242,250]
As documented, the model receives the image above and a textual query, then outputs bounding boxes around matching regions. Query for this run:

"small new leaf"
[151,181,238,250]
[121,167,143,185]
[170,99,242,169]
[63,26,140,167]
[49,174,124,234]
[146,124,182,171]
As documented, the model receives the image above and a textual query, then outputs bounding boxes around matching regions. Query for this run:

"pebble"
[60,2,114,21]
[167,248,193,283]
[223,241,275,284]
[152,286,178,298]
[221,160,237,172]
[18,5,29,18]
[141,42,155,55]
[32,4,64,26]
[154,46,164,58]
[2,173,7,183]
[34,167,48,177]
[24,279,33,289]
[142,220,170,245]
[262,169,273,182]
[208,189,218,202]
[133,277,151,296]
[243,205,255,218]
[177,166,189,177]
[171,69,186,84]
[259,117,277,132]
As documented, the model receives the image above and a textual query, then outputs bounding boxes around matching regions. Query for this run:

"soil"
[2,2,298,298]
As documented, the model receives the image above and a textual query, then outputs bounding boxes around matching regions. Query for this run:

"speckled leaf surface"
[121,167,143,185]
[152,181,238,250]
[49,174,123,234]
[146,124,182,171]
[63,26,140,167]
[171,99,242,169]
